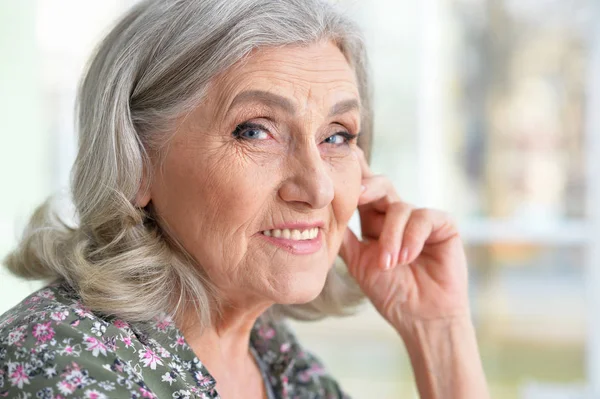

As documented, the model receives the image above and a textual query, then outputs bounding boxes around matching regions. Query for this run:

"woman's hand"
[339,149,489,398]
[339,148,469,331]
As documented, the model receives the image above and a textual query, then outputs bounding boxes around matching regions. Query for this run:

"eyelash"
[232,122,269,140]
[322,131,358,145]
[231,122,359,145]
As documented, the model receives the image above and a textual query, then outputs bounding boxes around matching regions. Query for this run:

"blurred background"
[1,0,599,398]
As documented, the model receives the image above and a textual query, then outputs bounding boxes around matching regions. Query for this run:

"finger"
[356,146,374,179]
[377,202,413,270]
[358,211,385,240]
[359,176,401,211]
[400,209,457,265]
[338,227,361,275]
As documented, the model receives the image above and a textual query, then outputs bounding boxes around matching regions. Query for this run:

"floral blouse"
[0,282,348,399]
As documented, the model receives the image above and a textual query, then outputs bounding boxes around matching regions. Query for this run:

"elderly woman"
[0,0,488,398]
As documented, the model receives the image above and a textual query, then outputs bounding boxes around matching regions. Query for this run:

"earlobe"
[134,189,151,208]
[134,166,152,207]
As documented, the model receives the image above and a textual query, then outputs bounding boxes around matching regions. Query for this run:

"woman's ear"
[134,164,152,207]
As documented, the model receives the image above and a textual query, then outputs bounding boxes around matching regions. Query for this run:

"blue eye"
[323,132,358,145]
[232,122,269,140]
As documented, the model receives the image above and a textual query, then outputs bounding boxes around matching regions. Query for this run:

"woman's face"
[147,41,363,306]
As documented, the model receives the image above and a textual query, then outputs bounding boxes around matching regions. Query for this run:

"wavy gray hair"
[5,0,373,328]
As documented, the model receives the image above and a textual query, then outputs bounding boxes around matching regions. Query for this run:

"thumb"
[339,227,361,274]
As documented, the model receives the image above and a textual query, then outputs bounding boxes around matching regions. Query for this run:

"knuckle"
[413,207,434,220]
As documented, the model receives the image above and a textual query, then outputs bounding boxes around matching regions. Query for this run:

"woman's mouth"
[260,227,323,254]
[262,228,319,240]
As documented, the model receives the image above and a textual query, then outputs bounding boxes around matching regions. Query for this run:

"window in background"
[443,1,596,397]
[306,0,599,398]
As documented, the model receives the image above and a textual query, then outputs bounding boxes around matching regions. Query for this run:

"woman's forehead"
[210,42,361,115]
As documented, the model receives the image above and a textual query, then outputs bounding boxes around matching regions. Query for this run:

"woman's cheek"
[334,154,362,203]
[331,160,361,226]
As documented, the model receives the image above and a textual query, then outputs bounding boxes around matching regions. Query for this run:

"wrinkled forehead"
[208,41,361,120]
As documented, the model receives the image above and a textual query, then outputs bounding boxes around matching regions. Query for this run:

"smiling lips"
[262,227,319,241]
[260,225,323,254]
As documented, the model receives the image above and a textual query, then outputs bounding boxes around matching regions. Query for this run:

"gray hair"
[5,0,373,327]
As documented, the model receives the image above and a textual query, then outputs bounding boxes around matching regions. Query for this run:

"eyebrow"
[227,89,360,117]
[328,98,360,117]
[228,90,295,115]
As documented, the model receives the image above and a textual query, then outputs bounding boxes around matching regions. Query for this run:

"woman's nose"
[277,145,335,210]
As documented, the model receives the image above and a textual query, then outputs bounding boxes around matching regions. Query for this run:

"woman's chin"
[271,277,327,305]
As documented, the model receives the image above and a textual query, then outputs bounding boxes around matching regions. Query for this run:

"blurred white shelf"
[521,382,587,399]
[459,219,590,245]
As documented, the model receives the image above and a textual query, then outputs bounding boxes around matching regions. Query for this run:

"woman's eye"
[323,132,357,145]
[232,122,270,140]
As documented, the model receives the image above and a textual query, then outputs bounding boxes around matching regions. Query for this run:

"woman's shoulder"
[0,283,217,398]
[0,283,136,397]
[0,282,114,347]
[0,282,91,341]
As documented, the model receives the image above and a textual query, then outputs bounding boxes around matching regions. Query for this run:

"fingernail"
[382,252,392,270]
[400,248,409,265]
[361,185,367,193]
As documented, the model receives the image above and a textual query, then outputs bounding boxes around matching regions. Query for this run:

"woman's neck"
[177,299,272,397]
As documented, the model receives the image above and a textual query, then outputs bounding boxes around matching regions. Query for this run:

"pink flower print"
[8,362,29,389]
[297,363,325,383]
[57,380,76,395]
[157,346,171,359]
[58,339,82,357]
[60,362,92,393]
[84,389,107,399]
[32,322,55,343]
[139,348,163,370]
[113,319,128,329]
[24,296,41,304]
[280,342,291,353]
[83,335,108,357]
[139,387,157,398]
[7,325,27,347]
[258,325,276,340]
[194,371,214,389]
[169,334,187,351]
[120,333,134,348]
[37,288,56,300]
[153,315,173,332]
[50,310,69,321]
[74,303,94,319]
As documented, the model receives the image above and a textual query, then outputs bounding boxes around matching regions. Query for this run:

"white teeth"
[262,227,319,241]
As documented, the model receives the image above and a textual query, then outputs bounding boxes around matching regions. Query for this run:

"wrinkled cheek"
[328,162,362,260]
[334,161,362,221]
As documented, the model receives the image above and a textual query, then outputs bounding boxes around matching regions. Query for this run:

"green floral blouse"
[0,282,348,398]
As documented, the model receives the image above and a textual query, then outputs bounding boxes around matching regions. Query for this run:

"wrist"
[394,311,474,342]
[396,314,489,399]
